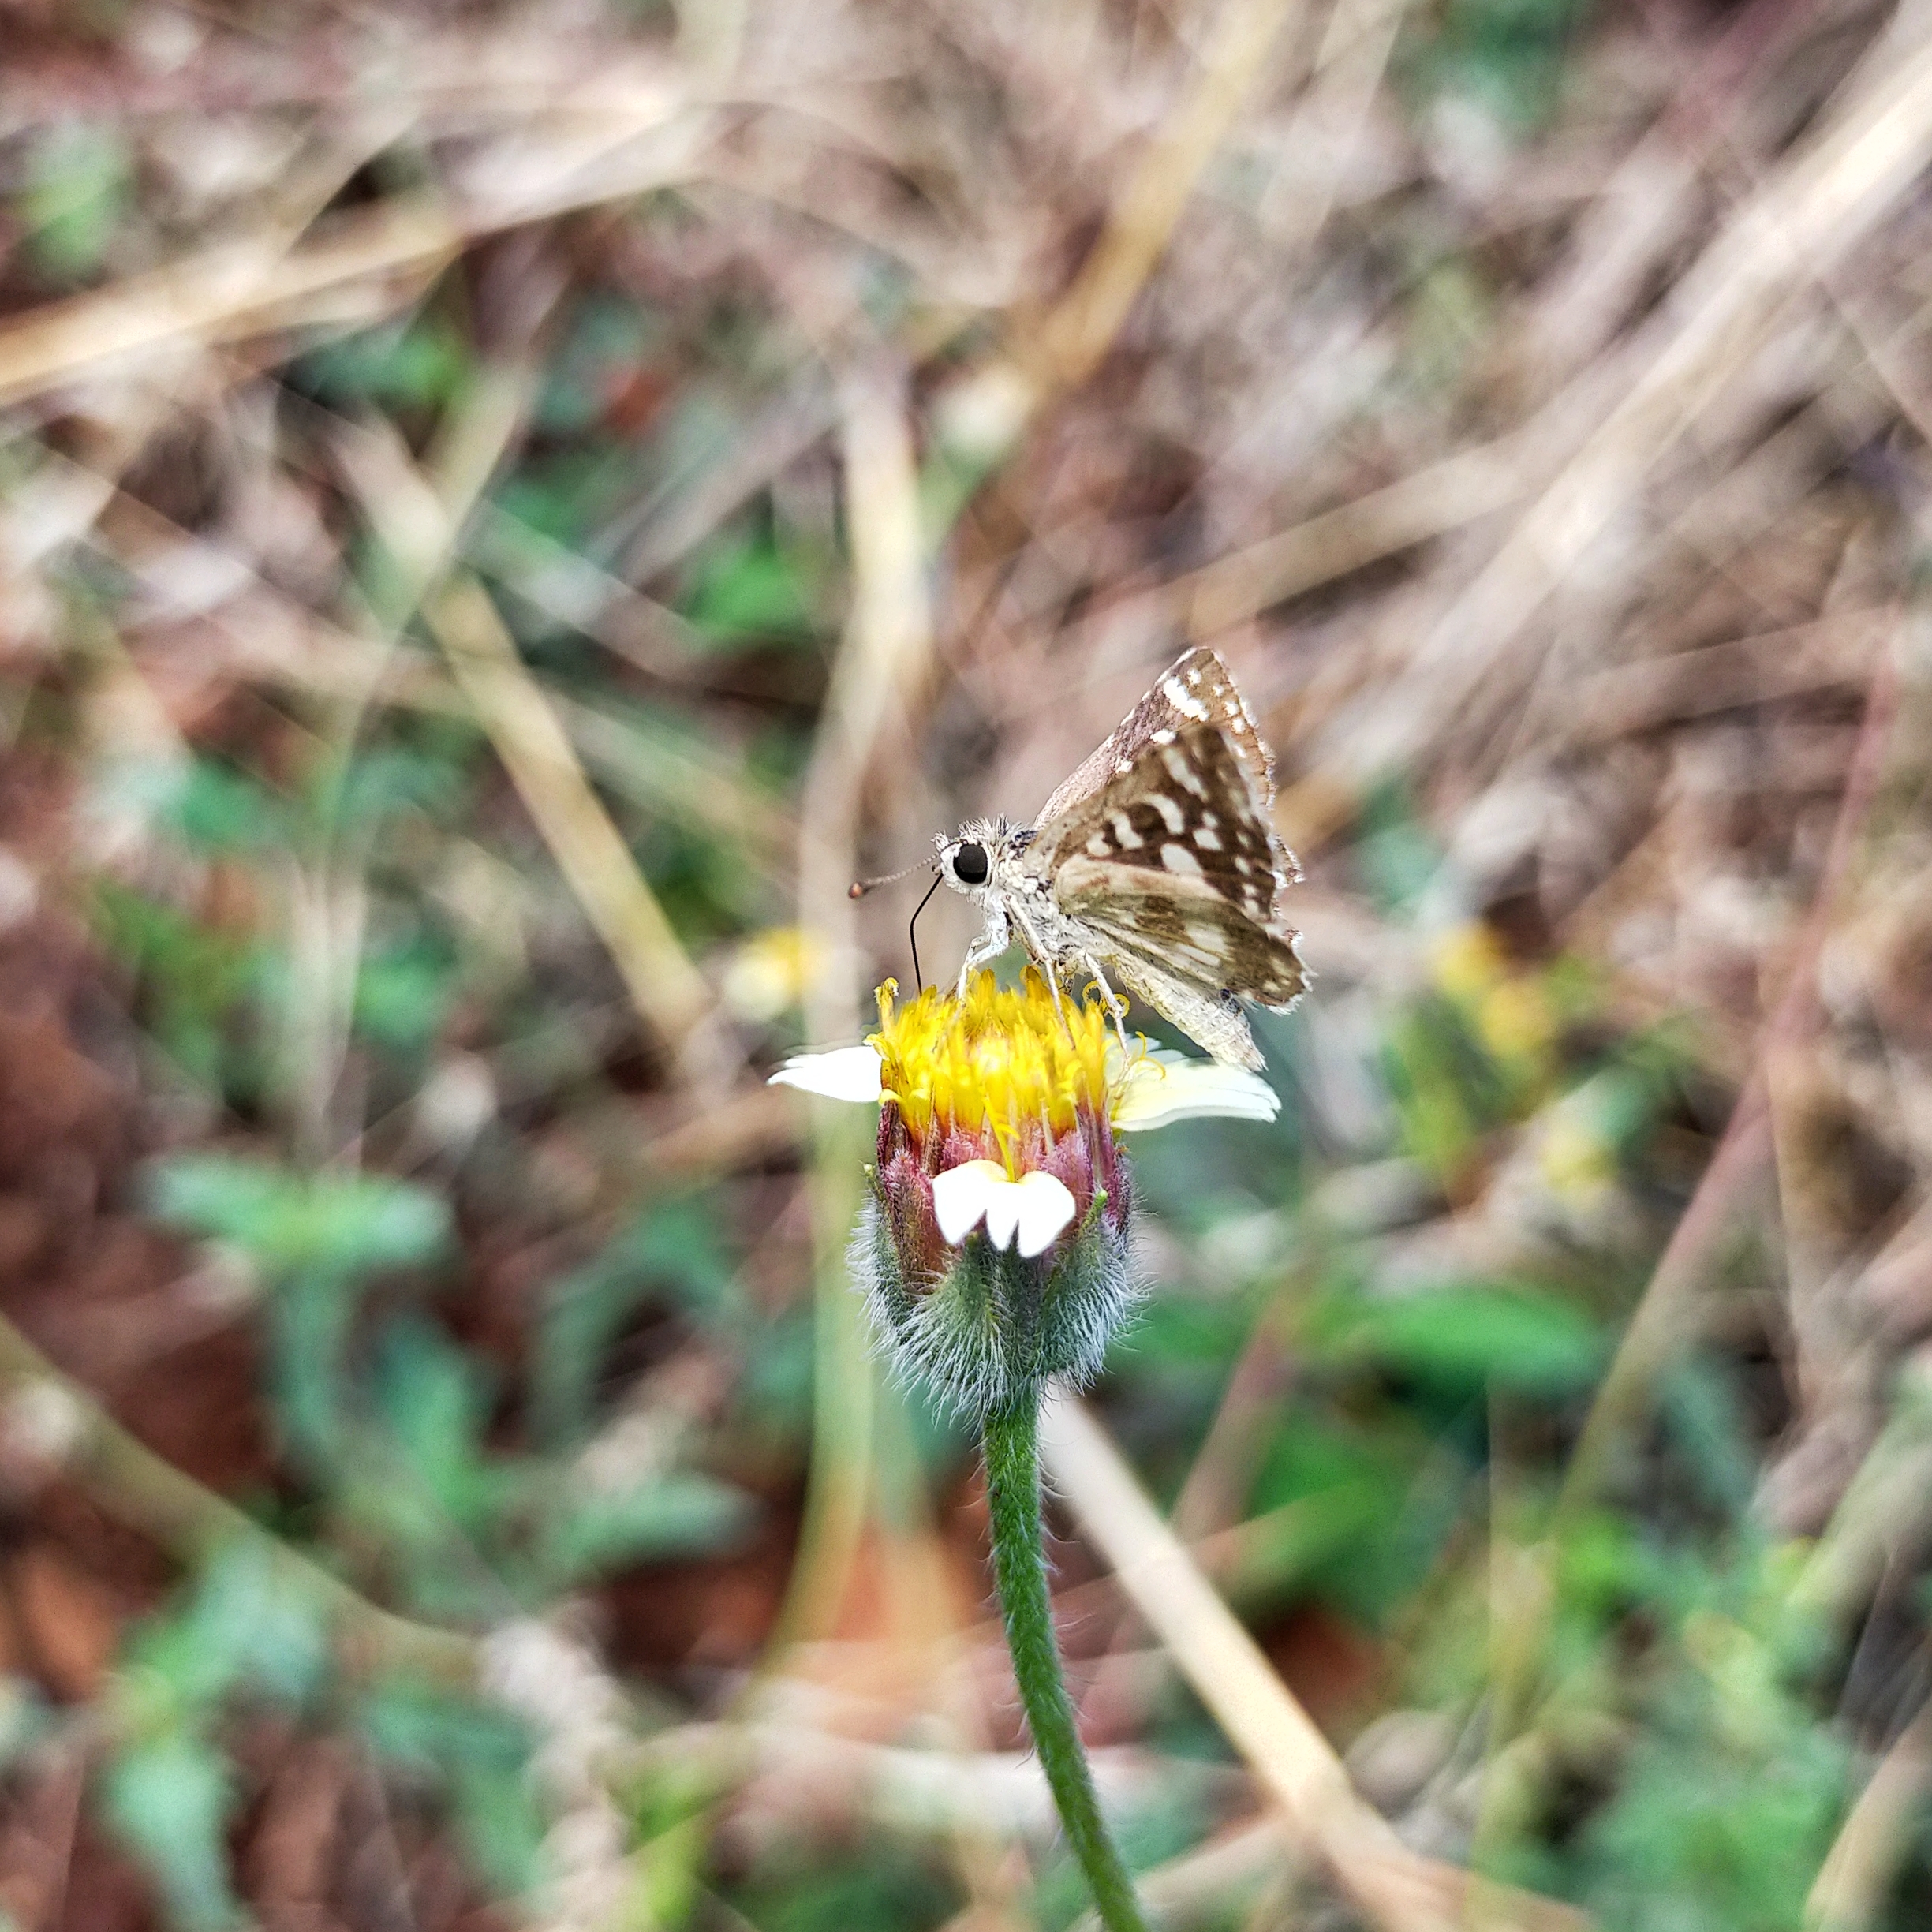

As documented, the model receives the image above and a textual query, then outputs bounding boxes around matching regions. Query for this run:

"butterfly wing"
[1093,947,1272,1071]
[1036,648,1298,892]
[1036,648,1270,815]
[1052,859,1306,1067]
[1016,645,1305,1067]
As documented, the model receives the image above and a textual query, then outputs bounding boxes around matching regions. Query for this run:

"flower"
[721,925,825,1023]
[772,972,1277,1411]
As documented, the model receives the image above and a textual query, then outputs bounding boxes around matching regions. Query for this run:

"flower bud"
[854,973,1134,1414]
[771,971,1282,1415]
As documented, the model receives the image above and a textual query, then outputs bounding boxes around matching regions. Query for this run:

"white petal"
[1011,1171,1078,1257]
[768,1044,884,1104]
[932,1160,1007,1245]
[1112,1048,1280,1130]
[982,1175,1026,1252]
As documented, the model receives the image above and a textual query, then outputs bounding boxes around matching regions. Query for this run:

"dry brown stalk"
[776,364,934,1650]
[1560,606,1888,743]
[1561,611,1900,1524]
[1030,0,1306,393]
[0,199,461,412]
[1805,1689,1932,1931]
[1040,1396,1590,1932]
[425,574,716,1063]
[1179,439,1526,641]
[1323,22,1932,790]
[0,100,708,411]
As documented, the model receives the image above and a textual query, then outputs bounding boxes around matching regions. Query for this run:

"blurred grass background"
[2,0,1932,1926]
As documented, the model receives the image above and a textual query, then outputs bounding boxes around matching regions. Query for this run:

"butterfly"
[933,647,1306,1070]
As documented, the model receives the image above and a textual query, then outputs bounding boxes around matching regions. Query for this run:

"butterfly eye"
[952,841,991,885]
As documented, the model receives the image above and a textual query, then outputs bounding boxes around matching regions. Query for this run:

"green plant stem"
[982,1396,1150,1932]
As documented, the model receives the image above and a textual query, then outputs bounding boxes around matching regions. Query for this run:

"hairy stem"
[982,1396,1149,1932]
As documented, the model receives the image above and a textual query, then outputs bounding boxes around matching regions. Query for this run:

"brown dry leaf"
[13,1542,121,1699]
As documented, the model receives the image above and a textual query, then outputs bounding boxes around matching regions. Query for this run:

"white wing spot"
[1108,810,1144,850]
[1152,727,1177,746]
[1151,794,1185,834]
[1162,746,1206,796]
[1161,843,1204,876]
[1195,827,1223,850]
[1115,758,1134,775]
[1162,676,1209,722]
[1086,834,1110,857]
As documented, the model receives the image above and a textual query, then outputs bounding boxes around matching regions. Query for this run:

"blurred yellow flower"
[1536,1113,1616,1198]
[1431,921,1557,1068]
[721,925,825,1022]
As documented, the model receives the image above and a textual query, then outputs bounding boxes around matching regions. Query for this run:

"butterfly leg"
[1077,949,1134,1058]
[955,906,1011,999]
[1007,901,1073,1034]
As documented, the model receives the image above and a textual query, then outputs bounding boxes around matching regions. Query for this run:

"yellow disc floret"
[870,971,1115,1168]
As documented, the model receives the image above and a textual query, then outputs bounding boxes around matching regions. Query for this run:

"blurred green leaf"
[103,1733,241,1932]
[0,1679,48,1773]
[1581,1690,1848,1932]
[359,1683,546,1896]
[353,939,454,1053]
[1383,1000,1500,1179]
[296,315,473,411]
[148,1154,450,1280]
[731,1842,962,1932]
[1355,788,1442,914]
[533,1200,735,1447]
[547,1471,756,1581]
[93,883,258,1093]
[1312,1282,1602,1396]
[125,1540,329,1716]
[168,759,290,854]
[372,1318,497,1514]
[326,743,469,831]
[680,529,819,642]
[23,123,131,280]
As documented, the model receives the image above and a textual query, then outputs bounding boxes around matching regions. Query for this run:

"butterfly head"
[935,817,1030,904]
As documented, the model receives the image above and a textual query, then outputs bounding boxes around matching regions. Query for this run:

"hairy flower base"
[853,1189,1137,1415]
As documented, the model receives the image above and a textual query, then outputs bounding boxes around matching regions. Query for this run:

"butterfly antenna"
[848,859,924,899]
[906,872,943,995]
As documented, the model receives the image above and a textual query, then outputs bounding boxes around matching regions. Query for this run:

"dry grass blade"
[1033,0,1305,391]
[1180,438,1525,641]
[1038,1396,1590,1932]
[775,364,934,1648]
[1332,24,1932,787]
[1805,1691,1932,1931]
[1559,619,1900,1530]
[425,575,716,1063]
[0,102,707,411]
[0,199,460,411]
[0,1312,475,1687]
[799,365,933,1032]
[934,0,1309,473]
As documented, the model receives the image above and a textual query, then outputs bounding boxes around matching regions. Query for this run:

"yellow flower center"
[869,970,1115,1164]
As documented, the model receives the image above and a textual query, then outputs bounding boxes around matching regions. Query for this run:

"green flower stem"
[982,1396,1150,1932]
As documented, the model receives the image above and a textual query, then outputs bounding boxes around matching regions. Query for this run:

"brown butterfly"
[933,648,1306,1070]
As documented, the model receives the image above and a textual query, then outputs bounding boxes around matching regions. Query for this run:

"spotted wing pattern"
[1026,648,1306,1070]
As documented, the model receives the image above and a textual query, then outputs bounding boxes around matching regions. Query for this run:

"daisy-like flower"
[772,970,1278,1413]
